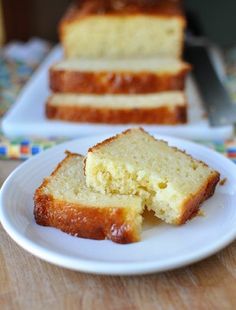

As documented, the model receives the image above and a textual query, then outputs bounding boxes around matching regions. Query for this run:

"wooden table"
[0,159,236,310]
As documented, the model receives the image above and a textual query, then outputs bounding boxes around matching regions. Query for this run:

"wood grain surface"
[0,159,236,310]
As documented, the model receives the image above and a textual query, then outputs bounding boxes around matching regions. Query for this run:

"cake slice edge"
[46,92,187,125]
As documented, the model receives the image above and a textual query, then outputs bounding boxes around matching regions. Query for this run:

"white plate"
[1,46,233,140]
[1,132,236,275]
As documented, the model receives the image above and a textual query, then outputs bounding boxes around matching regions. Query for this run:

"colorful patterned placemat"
[0,136,65,159]
[1,41,236,162]
[0,39,65,159]
[1,135,235,163]
[0,56,36,117]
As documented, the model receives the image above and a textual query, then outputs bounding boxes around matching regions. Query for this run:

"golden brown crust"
[49,66,190,94]
[34,153,140,244]
[34,194,139,243]
[46,101,187,125]
[64,1,184,20]
[87,128,144,154]
[178,172,220,225]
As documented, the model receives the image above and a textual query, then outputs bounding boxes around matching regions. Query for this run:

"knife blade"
[185,44,236,127]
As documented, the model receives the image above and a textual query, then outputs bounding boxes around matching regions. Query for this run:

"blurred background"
[0,0,236,46]
[1,0,236,158]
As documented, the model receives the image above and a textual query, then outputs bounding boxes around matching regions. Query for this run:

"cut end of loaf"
[59,1,185,59]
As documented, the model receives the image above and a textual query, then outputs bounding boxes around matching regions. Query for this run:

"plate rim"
[1,132,236,275]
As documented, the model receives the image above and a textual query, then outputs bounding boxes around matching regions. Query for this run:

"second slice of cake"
[85,128,220,225]
[34,152,143,243]
[50,58,190,94]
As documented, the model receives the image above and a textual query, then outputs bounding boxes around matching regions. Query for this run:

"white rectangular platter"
[2,46,233,140]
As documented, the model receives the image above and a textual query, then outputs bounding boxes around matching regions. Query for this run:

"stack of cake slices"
[46,0,191,125]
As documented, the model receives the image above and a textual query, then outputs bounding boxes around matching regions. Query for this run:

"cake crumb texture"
[85,128,220,224]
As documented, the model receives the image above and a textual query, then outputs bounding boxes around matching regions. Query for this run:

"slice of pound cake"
[85,128,220,225]
[34,152,143,243]
[46,91,187,125]
[50,58,190,94]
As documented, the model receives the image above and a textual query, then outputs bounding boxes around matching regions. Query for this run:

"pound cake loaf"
[85,128,220,225]
[46,91,187,124]
[60,0,186,59]
[34,152,143,243]
[50,58,190,94]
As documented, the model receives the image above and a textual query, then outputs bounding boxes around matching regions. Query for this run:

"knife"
[185,43,236,127]
[184,9,236,127]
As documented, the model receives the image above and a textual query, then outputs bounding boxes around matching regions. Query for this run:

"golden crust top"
[63,0,184,22]
[87,128,143,153]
